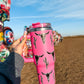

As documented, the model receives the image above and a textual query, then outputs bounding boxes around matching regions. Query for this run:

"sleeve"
[0,75,8,84]
[0,52,24,84]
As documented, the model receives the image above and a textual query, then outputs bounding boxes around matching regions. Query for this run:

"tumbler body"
[26,33,33,58]
[30,23,55,84]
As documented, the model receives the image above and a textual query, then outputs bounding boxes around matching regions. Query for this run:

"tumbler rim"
[30,27,53,32]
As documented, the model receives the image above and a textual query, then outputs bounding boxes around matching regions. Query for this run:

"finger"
[18,37,27,48]
[22,43,28,55]
[12,38,20,48]
[23,44,28,51]
[23,47,28,56]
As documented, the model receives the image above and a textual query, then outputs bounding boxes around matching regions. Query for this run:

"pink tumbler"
[30,22,55,84]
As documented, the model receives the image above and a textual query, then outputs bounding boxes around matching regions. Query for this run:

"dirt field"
[21,36,84,84]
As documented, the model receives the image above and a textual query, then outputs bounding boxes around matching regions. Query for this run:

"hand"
[12,37,28,56]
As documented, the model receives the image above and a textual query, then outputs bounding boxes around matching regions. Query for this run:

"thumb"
[18,37,27,48]
[12,38,20,48]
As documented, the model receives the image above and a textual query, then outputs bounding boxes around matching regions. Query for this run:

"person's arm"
[0,52,24,84]
[0,75,8,84]
[0,37,27,84]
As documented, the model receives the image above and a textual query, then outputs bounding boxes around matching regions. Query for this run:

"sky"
[4,0,84,39]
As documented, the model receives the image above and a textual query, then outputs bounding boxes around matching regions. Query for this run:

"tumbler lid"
[32,22,51,28]
[32,22,40,27]
[30,22,52,32]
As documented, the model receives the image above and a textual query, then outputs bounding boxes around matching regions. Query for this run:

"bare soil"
[21,36,84,84]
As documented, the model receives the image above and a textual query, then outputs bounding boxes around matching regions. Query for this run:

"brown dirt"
[21,36,84,84]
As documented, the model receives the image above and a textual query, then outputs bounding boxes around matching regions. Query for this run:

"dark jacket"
[0,52,24,84]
